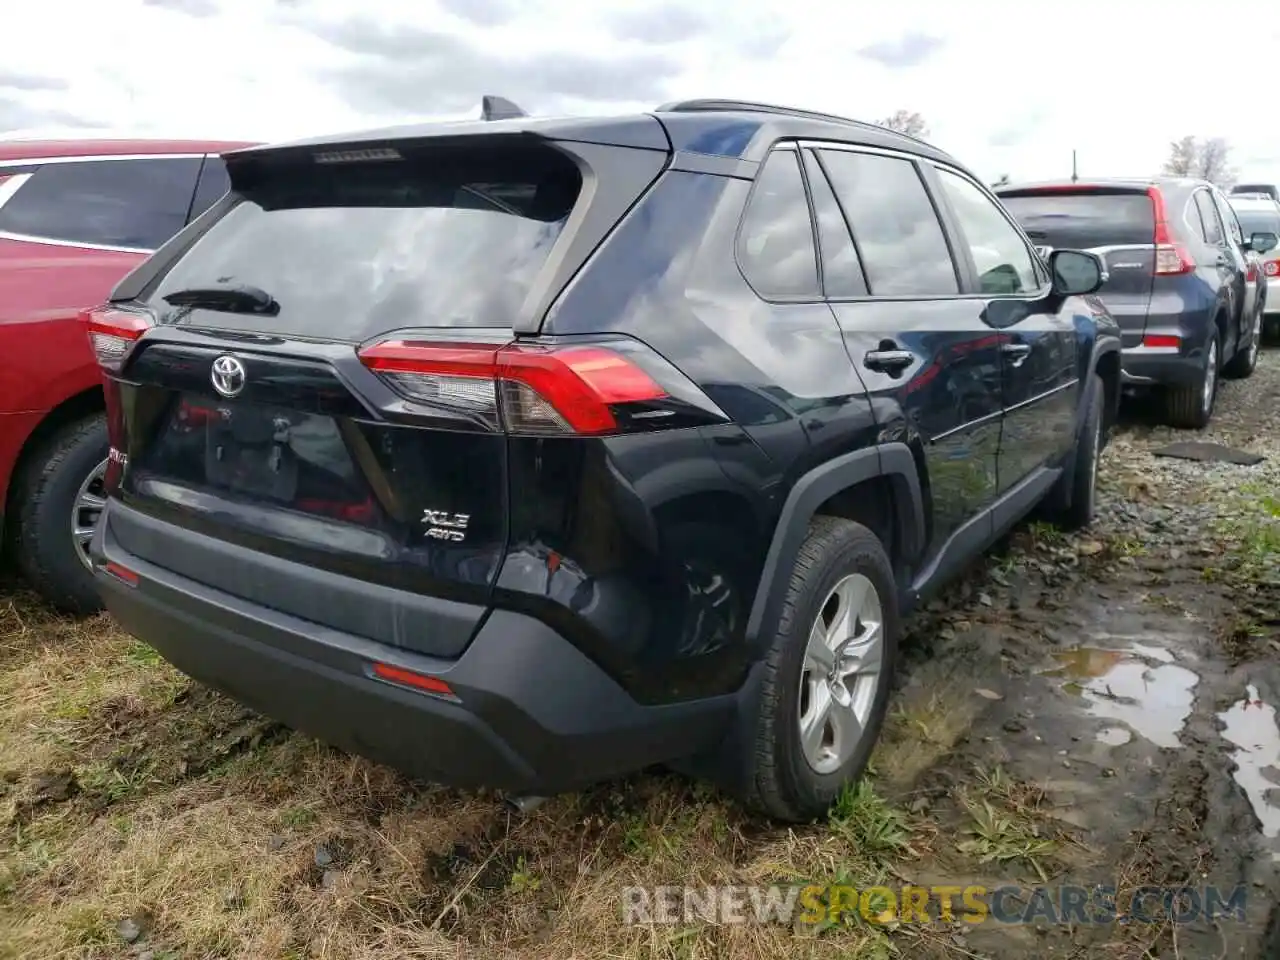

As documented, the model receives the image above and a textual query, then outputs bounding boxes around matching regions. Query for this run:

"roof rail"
[655,98,932,148]
[481,95,527,121]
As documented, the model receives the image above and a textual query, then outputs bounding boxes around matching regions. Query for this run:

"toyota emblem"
[210,355,247,398]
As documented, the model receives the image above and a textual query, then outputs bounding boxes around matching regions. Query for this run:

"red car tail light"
[1142,334,1181,349]
[1148,187,1196,276]
[81,305,152,372]
[358,340,668,436]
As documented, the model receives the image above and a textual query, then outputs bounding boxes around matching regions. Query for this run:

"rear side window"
[149,144,582,340]
[738,150,819,299]
[188,157,230,223]
[1193,191,1224,245]
[0,157,201,250]
[998,191,1154,248]
[800,150,867,298]
[1212,192,1243,245]
[819,149,958,297]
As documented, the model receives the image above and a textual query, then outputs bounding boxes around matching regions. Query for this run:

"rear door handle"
[863,349,914,375]
[1001,342,1032,367]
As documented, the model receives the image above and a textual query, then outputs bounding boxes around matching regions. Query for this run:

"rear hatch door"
[106,130,667,657]
[998,186,1157,337]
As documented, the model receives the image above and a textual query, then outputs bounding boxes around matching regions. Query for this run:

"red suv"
[0,138,254,613]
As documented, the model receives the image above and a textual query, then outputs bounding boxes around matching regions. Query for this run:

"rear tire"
[738,516,899,822]
[1223,306,1261,379]
[13,415,109,615]
[1163,331,1219,430]
[1049,373,1103,532]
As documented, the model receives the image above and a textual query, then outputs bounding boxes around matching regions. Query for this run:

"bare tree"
[877,110,928,138]
[1162,135,1236,187]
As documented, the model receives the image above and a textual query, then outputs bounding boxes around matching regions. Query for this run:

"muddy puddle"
[1040,639,1200,749]
[1219,683,1280,840]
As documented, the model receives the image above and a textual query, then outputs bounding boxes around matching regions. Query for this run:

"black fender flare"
[743,442,925,654]
[1088,337,1122,428]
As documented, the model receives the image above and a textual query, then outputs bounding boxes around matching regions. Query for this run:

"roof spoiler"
[481,96,528,121]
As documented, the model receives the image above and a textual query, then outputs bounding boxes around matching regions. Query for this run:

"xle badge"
[422,509,470,542]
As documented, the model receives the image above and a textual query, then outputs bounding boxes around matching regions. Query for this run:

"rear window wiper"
[162,283,280,316]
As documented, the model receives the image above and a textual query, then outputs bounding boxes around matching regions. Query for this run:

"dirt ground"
[4,351,1280,959]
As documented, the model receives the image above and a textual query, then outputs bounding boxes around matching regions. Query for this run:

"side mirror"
[1251,231,1279,254]
[1048,249,1106,296]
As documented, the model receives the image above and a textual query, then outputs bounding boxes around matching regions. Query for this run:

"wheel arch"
[3,385,105,532]
[744,443,925,656]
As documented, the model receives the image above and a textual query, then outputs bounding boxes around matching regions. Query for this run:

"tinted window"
[998,191,1154,248]
[738,150,819,298]
[937,169,1038,295]
[801,150,867,298]
[188,157,230,223]
[0,157,201,250]
[819,150,957,297]
[150,144,581,340]
[1213,192,1243,245]
[1232,205,1280,237]
[1194,191,1224,245]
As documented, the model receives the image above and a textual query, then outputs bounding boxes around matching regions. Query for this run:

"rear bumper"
[91,501,734,794]
[1119,344,1204,387]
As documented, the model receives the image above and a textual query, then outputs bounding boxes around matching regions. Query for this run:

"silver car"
[1228,194,1280,339]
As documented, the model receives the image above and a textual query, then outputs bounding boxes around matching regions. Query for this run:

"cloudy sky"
[4,0,1278,183]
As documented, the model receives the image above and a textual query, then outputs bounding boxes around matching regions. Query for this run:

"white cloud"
[3,0,1279,183]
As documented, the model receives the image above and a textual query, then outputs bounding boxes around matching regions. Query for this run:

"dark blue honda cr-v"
[998,177,1277,428]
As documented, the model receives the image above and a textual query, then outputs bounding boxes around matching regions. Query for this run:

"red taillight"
[371,662,456,699]
[1143,334,1181,349]
[81,305,152,371]
[1266,260,1280,278]
[1148,187,1195,275]
[358,340,668,436]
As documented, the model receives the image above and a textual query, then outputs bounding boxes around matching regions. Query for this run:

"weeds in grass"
[956,766,1061,882]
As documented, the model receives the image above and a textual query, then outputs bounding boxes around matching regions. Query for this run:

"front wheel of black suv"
[1163,331,1219,430]
[740,516,899,822]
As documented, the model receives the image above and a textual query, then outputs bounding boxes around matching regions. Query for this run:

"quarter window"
[936,168,1039,295]
[819,150,958,297]
[738,149,820,299]
[0,157,201,250]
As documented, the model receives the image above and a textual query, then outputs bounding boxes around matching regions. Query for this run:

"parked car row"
[993,177,1275,429]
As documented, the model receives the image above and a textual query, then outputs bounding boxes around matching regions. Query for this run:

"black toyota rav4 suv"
[86,99,1121,821]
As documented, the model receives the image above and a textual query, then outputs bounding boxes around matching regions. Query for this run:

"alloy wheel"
[71,458,108,570]
[1202,338,1218,415]
[798,573,885,775]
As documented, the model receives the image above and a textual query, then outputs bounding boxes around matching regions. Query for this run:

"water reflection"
[1042,645,1199,749]
[1218,684,1280,839]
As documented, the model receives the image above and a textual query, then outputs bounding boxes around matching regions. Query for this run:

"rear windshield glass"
[998,192,1154,248]
[1232,206,1280,237]
[148,144,582,341]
